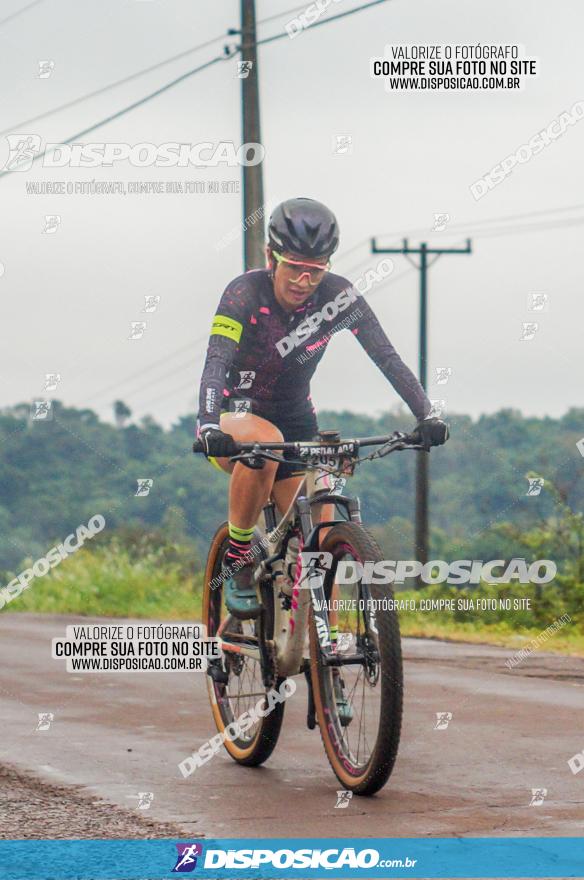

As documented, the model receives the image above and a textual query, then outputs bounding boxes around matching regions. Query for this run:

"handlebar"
[192,430,424,457]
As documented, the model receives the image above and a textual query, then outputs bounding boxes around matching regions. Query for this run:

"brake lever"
[361,436,425,462]
[229,449,286,470]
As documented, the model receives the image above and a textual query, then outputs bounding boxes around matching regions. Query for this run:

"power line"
[257,3,315,24]
[374,202,584,244]
[256,0,392,48]
[0,52,230,180]
[0,0,391,181]
[337,203,584,268]
[80,208,584,414]
[0,34,229,138]
[472,215,584,238]
[78,341,196,407]
[0,3,326,138]
[0,0,45,28]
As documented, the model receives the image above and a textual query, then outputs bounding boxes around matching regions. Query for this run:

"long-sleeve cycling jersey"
[197,269,431,431]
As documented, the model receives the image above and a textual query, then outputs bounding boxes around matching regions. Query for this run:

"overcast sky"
[0,0,582,428]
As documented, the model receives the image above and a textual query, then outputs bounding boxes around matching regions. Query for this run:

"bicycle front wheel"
[309,522,403,795]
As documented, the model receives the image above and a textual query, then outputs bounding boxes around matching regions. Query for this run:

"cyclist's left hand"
[414,417,449,450]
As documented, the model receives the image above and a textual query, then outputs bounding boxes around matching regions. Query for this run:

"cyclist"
[196,197,448,619]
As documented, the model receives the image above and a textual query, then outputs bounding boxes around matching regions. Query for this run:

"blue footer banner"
[0,837,583,879]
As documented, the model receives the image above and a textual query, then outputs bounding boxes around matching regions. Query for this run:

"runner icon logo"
[434,711,453,730]
[335,790,353,808]
[172,843,203,873]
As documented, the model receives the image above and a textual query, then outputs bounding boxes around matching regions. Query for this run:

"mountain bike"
[192,428,424,795]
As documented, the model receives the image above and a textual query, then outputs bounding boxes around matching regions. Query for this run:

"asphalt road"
[1,613,583,840]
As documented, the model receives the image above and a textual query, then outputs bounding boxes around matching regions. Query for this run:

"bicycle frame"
[217,462,360,679]
[197,429,424,684]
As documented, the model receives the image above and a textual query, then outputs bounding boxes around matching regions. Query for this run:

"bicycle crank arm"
[320,652,375,668]
[302,660,316,730]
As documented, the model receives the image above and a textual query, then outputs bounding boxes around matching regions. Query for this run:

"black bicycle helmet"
[268,197,339,259]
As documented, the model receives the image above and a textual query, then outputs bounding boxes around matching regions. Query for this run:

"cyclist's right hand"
[199,426,238,458]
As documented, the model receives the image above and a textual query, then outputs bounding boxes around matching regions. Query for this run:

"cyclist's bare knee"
[213,412,284,474]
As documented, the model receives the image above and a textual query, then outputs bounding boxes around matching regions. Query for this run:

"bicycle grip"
[192,439,204,454]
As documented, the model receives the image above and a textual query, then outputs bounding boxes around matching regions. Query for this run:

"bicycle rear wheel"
[309,522,403,795]
[202,522,285,766]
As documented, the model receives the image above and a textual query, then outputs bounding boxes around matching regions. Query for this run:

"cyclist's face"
[270,249,329,311]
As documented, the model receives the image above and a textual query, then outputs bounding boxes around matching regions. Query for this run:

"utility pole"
[371,237,472,575]
[239,0,265,270]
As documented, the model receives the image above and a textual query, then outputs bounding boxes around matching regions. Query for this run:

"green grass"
[393,583,584,655]
[3,544,204,620]
[4,544,584,656]
[398,613,584,655]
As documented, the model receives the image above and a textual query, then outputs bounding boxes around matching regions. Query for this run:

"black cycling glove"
[414,417,449,451]
[199,426,238,458]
